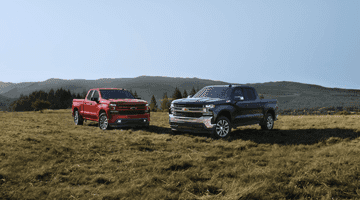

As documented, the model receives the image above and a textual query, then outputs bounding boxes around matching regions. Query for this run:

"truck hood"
[100,99,148,104]
[172,97,228,105]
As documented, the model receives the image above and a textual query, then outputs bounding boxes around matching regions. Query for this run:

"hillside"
[0,76,359,111]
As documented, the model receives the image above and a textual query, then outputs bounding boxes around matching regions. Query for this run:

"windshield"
[100,90,135,99]
[192,87,232,99]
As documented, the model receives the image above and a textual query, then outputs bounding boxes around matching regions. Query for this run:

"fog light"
[117,120,122,123]
[143,119,147,122]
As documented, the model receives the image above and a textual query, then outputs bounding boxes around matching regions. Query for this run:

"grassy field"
[1,110,360,199]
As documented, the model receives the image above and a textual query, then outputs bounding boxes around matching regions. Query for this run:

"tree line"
[148,86,199,112]
[6,86,200,112]
[9,88,87,112]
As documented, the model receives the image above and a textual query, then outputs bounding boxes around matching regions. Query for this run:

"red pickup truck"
[72,88,150,130]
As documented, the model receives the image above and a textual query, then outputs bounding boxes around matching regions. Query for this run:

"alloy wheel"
[216,119,230,137]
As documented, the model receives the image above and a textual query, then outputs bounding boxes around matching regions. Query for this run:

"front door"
[88,90,99,120]
[83,90,94,119]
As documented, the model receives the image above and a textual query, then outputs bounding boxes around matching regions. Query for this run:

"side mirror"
[91,97,98,102]
[234,96,244,101]
[187,95,193,98]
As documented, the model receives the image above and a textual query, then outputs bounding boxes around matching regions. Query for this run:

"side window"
[86,90,94,100]
[93,90,99,99]
[233,88,243,98]
[244,88,256,101]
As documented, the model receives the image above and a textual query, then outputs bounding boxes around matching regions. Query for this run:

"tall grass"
[1,110,360,199]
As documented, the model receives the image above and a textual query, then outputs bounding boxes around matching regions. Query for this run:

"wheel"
[74,110,83,125]
[211,116,231,139]
[99,112,110,130]
[261,113,274,130]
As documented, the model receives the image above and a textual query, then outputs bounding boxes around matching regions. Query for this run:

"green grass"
[1,110,360,199]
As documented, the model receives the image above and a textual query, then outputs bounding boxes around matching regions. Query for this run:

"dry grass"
[1,110,360,199]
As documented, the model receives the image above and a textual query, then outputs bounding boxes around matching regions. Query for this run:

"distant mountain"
[0,76,359,112]
[0,94,17,111]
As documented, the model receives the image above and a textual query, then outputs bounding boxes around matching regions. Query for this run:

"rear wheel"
[211,116,231,139]
[74,110,83,125]
[261,113,274,130]
[99,112,110,130]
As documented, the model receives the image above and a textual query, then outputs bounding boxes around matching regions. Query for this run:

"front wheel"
[261,113,274,130]
[99,112,110,130]
[74,110,83,125]
[211,116,232,139]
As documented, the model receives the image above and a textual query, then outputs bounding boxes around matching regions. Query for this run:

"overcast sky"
[1,0,359,89]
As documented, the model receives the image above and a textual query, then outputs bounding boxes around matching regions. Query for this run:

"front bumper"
[169,114,215,133]
[109,118,149,128]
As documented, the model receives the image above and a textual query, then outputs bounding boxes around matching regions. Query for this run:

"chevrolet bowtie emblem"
[182,108,188,111]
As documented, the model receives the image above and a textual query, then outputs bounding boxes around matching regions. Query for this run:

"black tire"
[211,116,232,139]
[99,112,110,130]
[261,113,274,130]
[74,110,83,125]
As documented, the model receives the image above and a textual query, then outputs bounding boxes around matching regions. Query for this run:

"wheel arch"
[260,108,275,125]
[214,110,232,124]
[98,109,107,121]
[266,109,275,119]
[73,107,79,116]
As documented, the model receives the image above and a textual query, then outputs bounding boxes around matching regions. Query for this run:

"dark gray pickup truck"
[169,84,278,138]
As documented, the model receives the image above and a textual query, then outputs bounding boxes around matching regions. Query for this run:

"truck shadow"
[229,128,360,145]
[84,123,360,146]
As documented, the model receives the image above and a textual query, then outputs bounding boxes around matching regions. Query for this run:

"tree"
[133,91,139,98]
[31,99,51,113]
[81,89,87,99]
[161,92,170,112]
[183,90,188,98]
[196,87,200,93]
[47,89,55,109]
[189,87,197,96]
[172,87,182,100]
[149,95,158,112]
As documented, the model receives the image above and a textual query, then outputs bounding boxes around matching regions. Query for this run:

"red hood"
[99,98,148,104]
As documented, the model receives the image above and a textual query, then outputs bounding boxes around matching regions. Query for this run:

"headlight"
[205,104,215,109]
[170,102,174,107]
[203,104,215,115]
[146,104,149,107]
[110,104,116,107]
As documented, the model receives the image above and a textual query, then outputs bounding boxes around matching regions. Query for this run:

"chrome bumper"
[169,114,215,129]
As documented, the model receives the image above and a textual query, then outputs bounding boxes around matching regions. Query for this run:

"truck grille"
[118,110,145,115]
[174,112,202,118]
[173,104,203,118]
[113,103,147,115]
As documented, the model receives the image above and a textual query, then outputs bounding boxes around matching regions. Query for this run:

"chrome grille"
[173,104,203,118]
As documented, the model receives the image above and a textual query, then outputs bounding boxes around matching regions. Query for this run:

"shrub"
[31,100,51,113]
[335,110,350,115]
